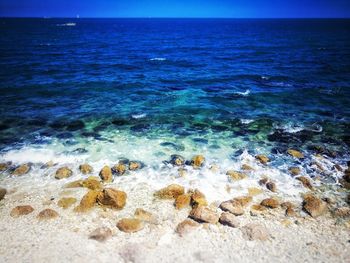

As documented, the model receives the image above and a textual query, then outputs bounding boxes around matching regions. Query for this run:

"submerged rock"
[303,194,327,217]
[0,187,6,201]
[112,162,127,176]
[129,161,142,171]
[10,205,34,217]
[289,167,301,176]
[241,223,269,241]
[89,227,112,242]
[296,176,313,190]
[169,154,185,166]
[74,190,100,213]
[0,162,10,171]
[219,200,244,216]
[175,194,191,210]
[117,218,144,233]
[55,167,73,179]
[226,170,247,181]
[266,182,277,192]
[99,165,113,182]
[154,184,185,199]
[57,197,77,209]
[12,164,30,176]
[255,155,269,165]
[79,164,93,174]
[189,206,219,224]
[176,219,200,236]
[134,208,158,224]
[287,149,304,159]
[248,187,263,196]
[191,155,205,169]
[97,188,127,210]
[37,208,59,220]
[241,164,254,171]
[261,198,279,209]
[219,212,240,228]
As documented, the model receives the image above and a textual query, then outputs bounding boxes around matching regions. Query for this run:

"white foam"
[57,23,76,27]
[240,119,254,124]
[150,57,166,61]
[131,113,147,119]
[234,90,250,96]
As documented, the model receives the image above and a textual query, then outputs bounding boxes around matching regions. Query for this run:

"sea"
[0,18,349,201]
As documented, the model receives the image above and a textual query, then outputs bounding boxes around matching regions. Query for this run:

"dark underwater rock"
[130,124,151,132]
[160,142,185,151]
[66,120,85,131]
[192,138,208,144]
[111,118,129,126]
[268,129,314,143]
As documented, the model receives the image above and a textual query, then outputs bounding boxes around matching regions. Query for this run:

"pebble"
[154,184,185,199]
[219,200,244,216]
[79,164,93,174]
[12,164,30,176]
[303,194,327,217]
[57,197,77,209]
[89,227,112,242]
[0,187,6,201]
[176,219,200,236]
[260,198,279,209]
[117,218,144,233]
[219,212,240,228]
[97,188,127,210]
[37,208,59,220]
[55,167,73,179]
[99,165,113,182]
[241,223,269,241]
[189,206,219,224]
[10,205,34,217]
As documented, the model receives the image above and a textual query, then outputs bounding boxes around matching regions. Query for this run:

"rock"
[296,176,313,190]
[219,200,244,216]
[209,163,220,173]
[112,162,126,176]
[287,149,304,159]
[74,190,100,212]
[261,198,279,208]
[42,160,55,169]
[12,164,30,176]
[191,155,205,169]
[134,208,157,224]
[66,177,102,190]
[250,204,267,216]
[334,164,343,172]
[178,168,187,177]
[0,162,10,171]
[289,167,301,176]
[58,197,77,209]
[248,187,263,196]
[266,182,277,192]
[117,218,144,233]
[170,154,185,166]
[303,194,327,217]
[259,177,268,185]
[189,206,219,224]
[241,164,254,171]
[281,201,294,209]
[334,207,350,217]
[176,219,200,236]
[10,205,34,217]
[175,194,191,209]
[79,164,93,174]
[154,184,185,199]
[232,196,252,207]
[97,188,127,210]
[219,212,240,228]
[99,165,113,182]
[55,167,73,179]
[226,170,247,181]
[37,208,59,220]
[241,223,269,241]
[89,227,112,242]
[285,207,297,217]
[0,187,6,201]
[129,161,142,171]
[190,189,208,207]
[255,154,269,165]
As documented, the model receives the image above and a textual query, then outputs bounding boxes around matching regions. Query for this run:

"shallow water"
[0,18,349,201]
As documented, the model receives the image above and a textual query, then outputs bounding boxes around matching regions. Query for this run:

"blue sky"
[0,0,349,18]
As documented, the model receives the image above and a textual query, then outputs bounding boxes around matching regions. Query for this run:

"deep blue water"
[0,18,350,158]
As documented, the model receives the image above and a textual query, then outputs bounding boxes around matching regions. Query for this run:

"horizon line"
[0,16,350,19]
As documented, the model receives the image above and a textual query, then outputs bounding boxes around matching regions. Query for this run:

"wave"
[149,57,166,61]
[234,89,250,96]
[56,23,76,27]
[131,113,147,119]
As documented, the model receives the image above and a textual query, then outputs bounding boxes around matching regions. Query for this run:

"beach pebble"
[250,204,267,216]
[285,207,297,217]
[65,177,102,190]
[255,154,269,165]
[170,154,185,166]
[189,206,219,224]
[0,187,6,201]
[219,212,240,228]
[79,164,93,174]
[134,208,158,224]
[296,176,313,190]
[232,196,253,207]
[241,164,254,171]
[55,167,73,179]
[57,197,77,209]
[12,164,30,176]
[10,205,34,217]
[266,181,277,192]
[41,160,55,169]
[89,227,112,242]
[154,184,184,199]
[129,161,142,171]
[191,155,205,169]
[175,194,191,209]
[219,200,244,216]
[117,218,144,233]
[0,162,10,171]
[112,162,126,176]
[226,170,247,181]
[287,149,304,159]
[303,194,327,217]
[176,219,200,236]
[37,208,59,220]
[190,189,208,207]
[99,165,113,182]
[74,190,100,212]
[261,198,279,209]
[241,223,269,241]
[289,167,301,176]
[97,188,127,209]
[334,207,350,218]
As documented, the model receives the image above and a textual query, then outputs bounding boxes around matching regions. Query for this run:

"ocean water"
[0,18,350,201]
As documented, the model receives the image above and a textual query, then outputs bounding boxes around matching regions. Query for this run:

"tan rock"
[97,188,127,210]
[0,162,10,171]
[241,223,269,241]
[241,164,254,171]
[55,167,73,179]
[261,198,279,209]
[285,207,297,217]
[191,155,205,169]
[303,194,327,217]
[99,165,113,182]
[219,200,244,216]
[79,164,93,174]
[176,218,200,236]
[37,208,59,220]
[209,163,220,173]
[117,218,144,233]
[0,187,6,201]
[296,176,313,190]
[112,163,126,176]
[175,194,191,209]
[12,164,30,176]
[289,167,301,176]
[58,197,77,209]
[65,177,102,190]
[129,161,141,171]
[232,196,252,207]
[248,187,263,196]
[134,208,157,224]
[287,149,304,159]
[189,206,219,224]
[74,190,100,212]
[154,184,184,199]
[10,205,34,217]
[89,227,112,242]
[42,161,54,168]
[255,155,269,165]
[226,170,247,181]
[219,212,240,228]
[190,189,208,207]
[258,177,268,185]
[281,201,294,209]
[334,207,350,217]
[266,182,277,192]
[250,204,267,216]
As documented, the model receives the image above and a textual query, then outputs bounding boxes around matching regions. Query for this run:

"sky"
[0,0,349,18]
